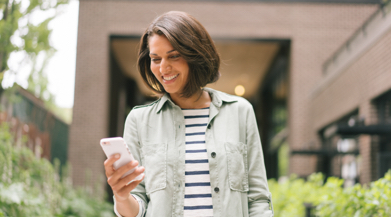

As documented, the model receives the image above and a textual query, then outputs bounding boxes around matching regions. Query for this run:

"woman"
[104,11,273,217]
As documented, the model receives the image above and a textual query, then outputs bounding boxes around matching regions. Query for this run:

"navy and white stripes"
[182,107,213,217]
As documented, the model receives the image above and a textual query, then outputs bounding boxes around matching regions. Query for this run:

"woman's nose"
[159,59,171,73]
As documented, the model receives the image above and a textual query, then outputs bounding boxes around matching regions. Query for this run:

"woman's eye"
[170,55,180,59]
[151,58,161,63]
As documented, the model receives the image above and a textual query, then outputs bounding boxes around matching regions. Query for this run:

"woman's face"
[149,34,190,96]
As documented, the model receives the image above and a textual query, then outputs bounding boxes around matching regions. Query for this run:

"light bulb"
[235,85,245,96]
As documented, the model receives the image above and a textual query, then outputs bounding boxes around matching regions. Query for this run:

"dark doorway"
[258,41,290,180]
[374,89,391,179]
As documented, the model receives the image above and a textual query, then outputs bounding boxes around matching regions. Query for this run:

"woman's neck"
[170,90,211,109]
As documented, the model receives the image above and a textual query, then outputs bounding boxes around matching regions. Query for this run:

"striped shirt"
[182,107,213,217]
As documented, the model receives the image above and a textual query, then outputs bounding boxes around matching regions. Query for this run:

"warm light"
[235,85,245,96]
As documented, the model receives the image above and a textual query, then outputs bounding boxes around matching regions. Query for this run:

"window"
[373,89,391,178]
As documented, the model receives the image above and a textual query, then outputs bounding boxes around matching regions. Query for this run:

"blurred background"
[1,0,391,216]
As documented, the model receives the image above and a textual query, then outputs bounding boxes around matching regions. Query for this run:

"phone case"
[100,137,143,181]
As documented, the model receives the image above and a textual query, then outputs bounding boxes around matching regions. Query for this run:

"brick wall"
[311,25,391,183]
[69,2,111,186]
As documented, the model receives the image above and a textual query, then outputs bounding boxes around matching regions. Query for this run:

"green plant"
[0,122,114,216]
[1,0,68,110]
[316,171,391,217]
[268,172,326,217]
[269,171,391,217]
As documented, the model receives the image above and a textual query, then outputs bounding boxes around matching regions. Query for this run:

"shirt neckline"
[181,107,210,110]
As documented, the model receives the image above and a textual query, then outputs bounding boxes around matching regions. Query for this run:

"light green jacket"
[122,88,273,217]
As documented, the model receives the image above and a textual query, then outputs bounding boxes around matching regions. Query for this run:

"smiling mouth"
[163,74,178,81]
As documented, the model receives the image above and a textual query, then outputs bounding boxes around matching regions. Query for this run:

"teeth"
[163,74,178,81]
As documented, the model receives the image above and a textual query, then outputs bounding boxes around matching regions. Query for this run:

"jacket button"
[211,152,216,158]
[214,187,219,193]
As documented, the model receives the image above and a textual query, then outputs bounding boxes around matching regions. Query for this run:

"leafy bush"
[317,172,391,217]
[0,122,114,217]
[269,171,391,217]
[268,173,325,216]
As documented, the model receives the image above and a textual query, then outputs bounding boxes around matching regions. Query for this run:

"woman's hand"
[104,154,145,201]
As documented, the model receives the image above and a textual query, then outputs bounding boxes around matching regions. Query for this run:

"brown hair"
[137,11,220,98]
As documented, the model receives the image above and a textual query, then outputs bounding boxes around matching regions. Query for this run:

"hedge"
[269,170,391,217]
[0,122,114,217]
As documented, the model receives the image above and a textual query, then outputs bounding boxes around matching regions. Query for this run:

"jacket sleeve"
[122,108,148,216]
[245,104,274,217]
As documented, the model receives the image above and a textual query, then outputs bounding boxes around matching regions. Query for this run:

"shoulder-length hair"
[137,11,220,98]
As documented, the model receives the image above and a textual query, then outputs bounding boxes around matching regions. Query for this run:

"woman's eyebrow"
[150,49,176,56]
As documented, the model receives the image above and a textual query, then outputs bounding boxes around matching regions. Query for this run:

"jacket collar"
[156,87,238,113]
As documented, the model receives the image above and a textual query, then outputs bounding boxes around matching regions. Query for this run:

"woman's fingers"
[110,167,144,198]
[104,154,120,176]
[117,166,145,188]
[109,161,139,181]
[104,155,145,203]
[114,174,145,201]
[107,161,142,187]
[122,174,145,192]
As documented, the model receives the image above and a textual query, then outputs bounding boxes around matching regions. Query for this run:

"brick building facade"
[70,0,390,188]
[310,2,391,184]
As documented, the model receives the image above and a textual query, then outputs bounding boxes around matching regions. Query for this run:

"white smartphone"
[100,137,143,181]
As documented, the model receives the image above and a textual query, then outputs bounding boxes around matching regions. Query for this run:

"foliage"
[0,0,68,72]
[278,142,289,177]
[0,0,68,103]
[1,0,73,125]
[269,173,326,216]
[316,172,391,217]
[0,122,114,217]
[269,171,391,217]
